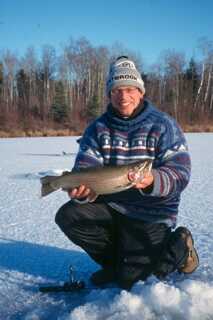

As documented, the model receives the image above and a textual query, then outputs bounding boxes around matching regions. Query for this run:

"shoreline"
[1,125,213,138]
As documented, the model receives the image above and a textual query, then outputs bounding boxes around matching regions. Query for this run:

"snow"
[0,134,213,320]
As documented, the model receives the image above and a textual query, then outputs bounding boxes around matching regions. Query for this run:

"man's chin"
[117,106,133,117]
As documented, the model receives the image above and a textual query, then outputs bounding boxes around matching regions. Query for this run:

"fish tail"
[40,176,58,197]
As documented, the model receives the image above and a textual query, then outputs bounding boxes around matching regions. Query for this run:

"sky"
[0,0,213,68]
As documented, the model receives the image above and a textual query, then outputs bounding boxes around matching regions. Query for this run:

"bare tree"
[1,50,18,113]
[39,45,56,120]
[0,36,213,135]
[19,47,39,117]
[195,38,213,116]
[159,49,186,120]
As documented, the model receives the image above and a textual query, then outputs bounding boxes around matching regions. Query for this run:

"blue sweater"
[73,100,191,227]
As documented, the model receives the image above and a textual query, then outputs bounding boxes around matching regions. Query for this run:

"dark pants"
[55,200,188,289]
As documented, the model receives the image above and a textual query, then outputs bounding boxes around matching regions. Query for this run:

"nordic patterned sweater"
[73,100,191,227]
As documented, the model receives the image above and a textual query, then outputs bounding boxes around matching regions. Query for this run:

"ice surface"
[0,134,213,320]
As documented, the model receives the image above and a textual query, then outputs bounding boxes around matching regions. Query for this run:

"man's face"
[110,86,144,117]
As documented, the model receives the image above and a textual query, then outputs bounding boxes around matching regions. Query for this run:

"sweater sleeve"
[139,118,191,198]
[73,124,104,171]
[70,124,104,204]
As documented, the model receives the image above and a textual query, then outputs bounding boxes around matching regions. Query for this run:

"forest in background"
[0,36,213,137]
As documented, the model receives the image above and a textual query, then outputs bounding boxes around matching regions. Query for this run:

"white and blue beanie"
[106,56,145,96]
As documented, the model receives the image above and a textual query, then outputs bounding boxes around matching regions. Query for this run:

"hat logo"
[114,74,137,81]
[116,61,135,69]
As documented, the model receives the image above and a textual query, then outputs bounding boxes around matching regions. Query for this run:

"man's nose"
[119,90,128,98]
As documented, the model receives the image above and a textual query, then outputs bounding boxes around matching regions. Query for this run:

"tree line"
[0,37,213,136]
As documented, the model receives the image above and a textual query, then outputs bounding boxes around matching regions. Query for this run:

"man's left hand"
[128,171,154,189]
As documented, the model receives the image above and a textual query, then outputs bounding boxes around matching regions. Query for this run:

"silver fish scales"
[40,159,153,197]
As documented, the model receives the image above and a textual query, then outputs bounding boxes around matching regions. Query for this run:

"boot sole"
[179,229,199,274]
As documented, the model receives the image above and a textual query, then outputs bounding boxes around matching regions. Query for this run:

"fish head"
[128,159,153,182]
[138,159,153,173]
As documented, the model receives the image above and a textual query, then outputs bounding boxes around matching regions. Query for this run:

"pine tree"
[0,62,4,126]
[16,68,30,124]
[0,62,4,99]
[86,94,101,122]
[50,81,68,123]
[185,58,199,104]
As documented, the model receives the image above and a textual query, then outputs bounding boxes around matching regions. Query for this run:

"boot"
[176,227,199,274]
[90,267,116,286]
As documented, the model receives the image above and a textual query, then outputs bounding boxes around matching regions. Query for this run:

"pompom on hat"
[106,56,145,96]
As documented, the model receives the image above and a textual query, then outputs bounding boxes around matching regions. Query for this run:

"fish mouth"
[128,160,153,182]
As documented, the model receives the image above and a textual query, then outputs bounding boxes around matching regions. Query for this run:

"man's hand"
[128,170,154,189]
[67,184,97,202]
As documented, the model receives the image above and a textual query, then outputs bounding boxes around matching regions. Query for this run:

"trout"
[40,159,153,197]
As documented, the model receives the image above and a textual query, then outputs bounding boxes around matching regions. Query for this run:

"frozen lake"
[0,134,213,320]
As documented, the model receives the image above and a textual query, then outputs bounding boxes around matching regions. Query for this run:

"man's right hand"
[67,184,97,202]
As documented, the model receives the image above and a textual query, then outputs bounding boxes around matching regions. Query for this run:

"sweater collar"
[105,99,152,131]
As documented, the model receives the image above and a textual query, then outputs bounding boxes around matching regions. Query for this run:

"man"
[55,56,199,290]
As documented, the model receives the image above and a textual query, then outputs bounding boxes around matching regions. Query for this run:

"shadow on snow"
[0,237,92,281]
[0,238,97,320]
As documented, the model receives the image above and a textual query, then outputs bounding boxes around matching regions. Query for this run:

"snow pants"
[55,200,189,289]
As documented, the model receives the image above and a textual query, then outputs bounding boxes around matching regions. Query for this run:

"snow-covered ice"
[0,134,213,320]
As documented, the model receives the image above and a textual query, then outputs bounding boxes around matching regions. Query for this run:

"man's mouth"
[119,102,130,107]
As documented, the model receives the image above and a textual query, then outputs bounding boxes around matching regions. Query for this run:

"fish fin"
[114,182,134,192]
[40,175,58,197]
[62,171,71,176]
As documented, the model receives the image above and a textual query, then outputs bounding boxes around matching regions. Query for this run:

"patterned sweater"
[73,100,191,227]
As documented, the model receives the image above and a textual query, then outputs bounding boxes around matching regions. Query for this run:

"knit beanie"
[106,56,145,96]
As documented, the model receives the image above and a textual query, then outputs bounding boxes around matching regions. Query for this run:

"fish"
[40,159,153,197]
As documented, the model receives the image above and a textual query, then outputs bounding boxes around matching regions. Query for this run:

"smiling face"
[110,86,144,117]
